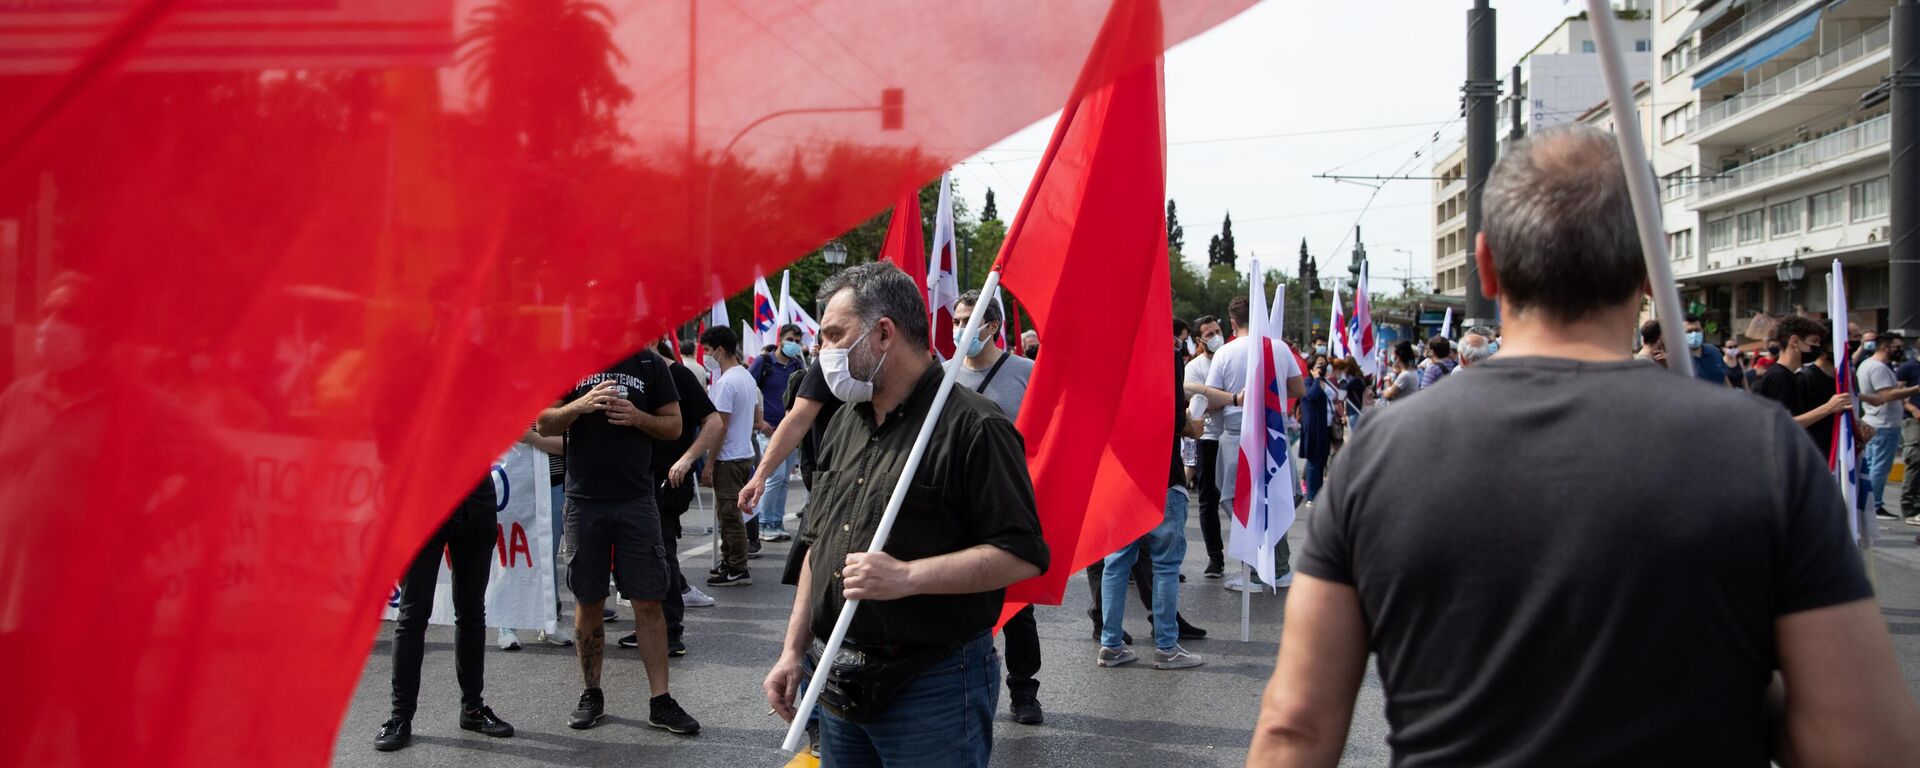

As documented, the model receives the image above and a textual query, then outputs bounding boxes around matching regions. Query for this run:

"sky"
[951,0,1586,292]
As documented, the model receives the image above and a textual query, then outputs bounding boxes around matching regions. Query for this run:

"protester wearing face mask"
[1756,316,1853,442]
[1312,336,1328,358]
[763,263,1047,767]
[940,289,1053,725]
[697,325,758,588]
[1855,333,1920,521]
[1676,314,1733,387]
[1182,315,1230,578]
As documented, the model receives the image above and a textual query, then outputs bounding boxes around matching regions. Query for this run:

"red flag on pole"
[878,191,928,327]
[998,0,1172,608]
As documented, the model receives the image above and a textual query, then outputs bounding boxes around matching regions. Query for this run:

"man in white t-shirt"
[1182,314,1228,578]
[1199,295,1304,591]
[699,325,758,587]
[1856,333,1920,519]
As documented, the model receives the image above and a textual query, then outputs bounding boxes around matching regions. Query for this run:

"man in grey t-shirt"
[1856,333,1920,519]
[949,289,1045,726]
[1249,125,1915,766]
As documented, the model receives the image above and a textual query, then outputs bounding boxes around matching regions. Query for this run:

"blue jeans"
[1305,460,1326,502]
[1101,488,1188,652]
[759,449,798,532]
[1864,424,1901,509]
[817,633,999,768]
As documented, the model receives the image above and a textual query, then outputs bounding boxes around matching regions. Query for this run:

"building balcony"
[1437,177,1465,201]
[1692,21,1888,143]
[1436,211,1466,234]
[1691,113,1889,208]
[1695,0,1821,66]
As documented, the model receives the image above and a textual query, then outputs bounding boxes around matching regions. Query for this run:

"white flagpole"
[1240,562,1251,642]
[1585,0,1692,378]
[781,269,1006,753]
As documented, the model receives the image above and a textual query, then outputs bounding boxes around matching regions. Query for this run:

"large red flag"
[0,1,1255,766]
[1000,0,1172,607]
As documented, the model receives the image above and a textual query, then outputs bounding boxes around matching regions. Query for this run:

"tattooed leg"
[575,598,605,689]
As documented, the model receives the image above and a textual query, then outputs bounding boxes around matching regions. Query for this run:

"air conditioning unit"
[1738,256,1754,264]
[1869,225,1891,242]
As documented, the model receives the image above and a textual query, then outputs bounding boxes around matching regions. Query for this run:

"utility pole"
[1510,64,1524,143]
[1464,0,1499,328]
[1891,0,1920,337]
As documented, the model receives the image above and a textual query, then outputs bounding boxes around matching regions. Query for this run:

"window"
[1809,188,1845,229]
[1661,168,1694,201]
[1850,176,1889,221]
[1769,199,1803,238]
[1661,42,1695,79]
[1707,217,1735,251]
[1667,229,1694,261]
[1660,104,1694,143]
[1582,40,1597,54]
[1635,40,1652,53]
[1736,209,1765,244]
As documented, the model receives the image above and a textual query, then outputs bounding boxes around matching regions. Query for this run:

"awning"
[1682,0,1736,38]
[1694,8,1822,89]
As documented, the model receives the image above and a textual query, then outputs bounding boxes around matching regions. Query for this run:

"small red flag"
[878,190,928,331]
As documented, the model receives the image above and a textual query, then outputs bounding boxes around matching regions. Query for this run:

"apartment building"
[1431,5,1652,299]
[1660,0,1897,338]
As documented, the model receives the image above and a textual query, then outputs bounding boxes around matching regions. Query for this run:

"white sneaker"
[538,628,574,647]
[1152,645,1204,670]
[496,628,521,651]
[1223,576,1256,593]
[681,585,718,608]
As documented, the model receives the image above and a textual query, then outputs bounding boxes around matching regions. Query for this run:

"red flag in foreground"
[999,0,1173,608]
[0,1,1253,766]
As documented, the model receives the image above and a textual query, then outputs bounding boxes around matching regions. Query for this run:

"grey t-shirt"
[952,352,1035,423]
[1390,369,1419,398]
[1858,357,1899,428]
[1298,356,1871,767]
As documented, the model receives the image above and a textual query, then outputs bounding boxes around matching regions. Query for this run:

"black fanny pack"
[808,635,972,722]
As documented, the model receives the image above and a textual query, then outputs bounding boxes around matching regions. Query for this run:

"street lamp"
[1775,254,1806,313]
[822,240,848,267]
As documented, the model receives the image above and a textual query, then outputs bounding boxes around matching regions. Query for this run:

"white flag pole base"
[780,269,1006,753]
[1239,562,1251,642]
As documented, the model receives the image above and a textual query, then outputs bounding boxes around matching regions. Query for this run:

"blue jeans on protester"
[1101,488,1189,652]
[1864,424,1902,509]
[815,633,999,768]
[1305,460,1327,502]
[759,450,798,533]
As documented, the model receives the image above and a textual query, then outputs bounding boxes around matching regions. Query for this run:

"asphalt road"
[331,482,1920,768]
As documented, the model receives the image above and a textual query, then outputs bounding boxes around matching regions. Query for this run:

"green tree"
[1166,199,1184,254]
[982,189,998,222]
[1208,212,1237,268]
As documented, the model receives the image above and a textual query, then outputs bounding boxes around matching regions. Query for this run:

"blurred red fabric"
[0,0,1254,765]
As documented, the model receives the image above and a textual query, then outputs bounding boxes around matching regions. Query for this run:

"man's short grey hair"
[1467,324,1497,339]
[1459,334,1494,365]
[816,262,931,349]
[1484,124,1644,322]
[956,289,1003,326]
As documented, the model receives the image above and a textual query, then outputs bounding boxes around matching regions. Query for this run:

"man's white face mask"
[820,325,887,403]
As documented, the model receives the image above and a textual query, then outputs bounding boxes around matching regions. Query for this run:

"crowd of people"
[368,124,1920,767]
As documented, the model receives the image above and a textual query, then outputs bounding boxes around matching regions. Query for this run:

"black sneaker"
[1011,699,1044,726]
[1203,561,1224,579]
[459,705,514,738]
[706,568,752,587]
[648,694,701,735]
[1178,616,1208,640]
[568,688,605,730]
[1875,506,1899,520]
[618,632,639,649]
[373,718,411,751]
[668,638,688,657]
[602,607,618,621]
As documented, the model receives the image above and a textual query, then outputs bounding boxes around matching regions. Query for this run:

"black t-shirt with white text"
[564,351,678,499]
[1299,356,1871,767]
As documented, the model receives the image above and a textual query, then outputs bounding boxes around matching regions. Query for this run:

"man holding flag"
[1250,126,1914,766]
[1200,293,1303,592]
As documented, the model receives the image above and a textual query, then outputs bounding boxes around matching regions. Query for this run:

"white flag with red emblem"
[928,173,961,358]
